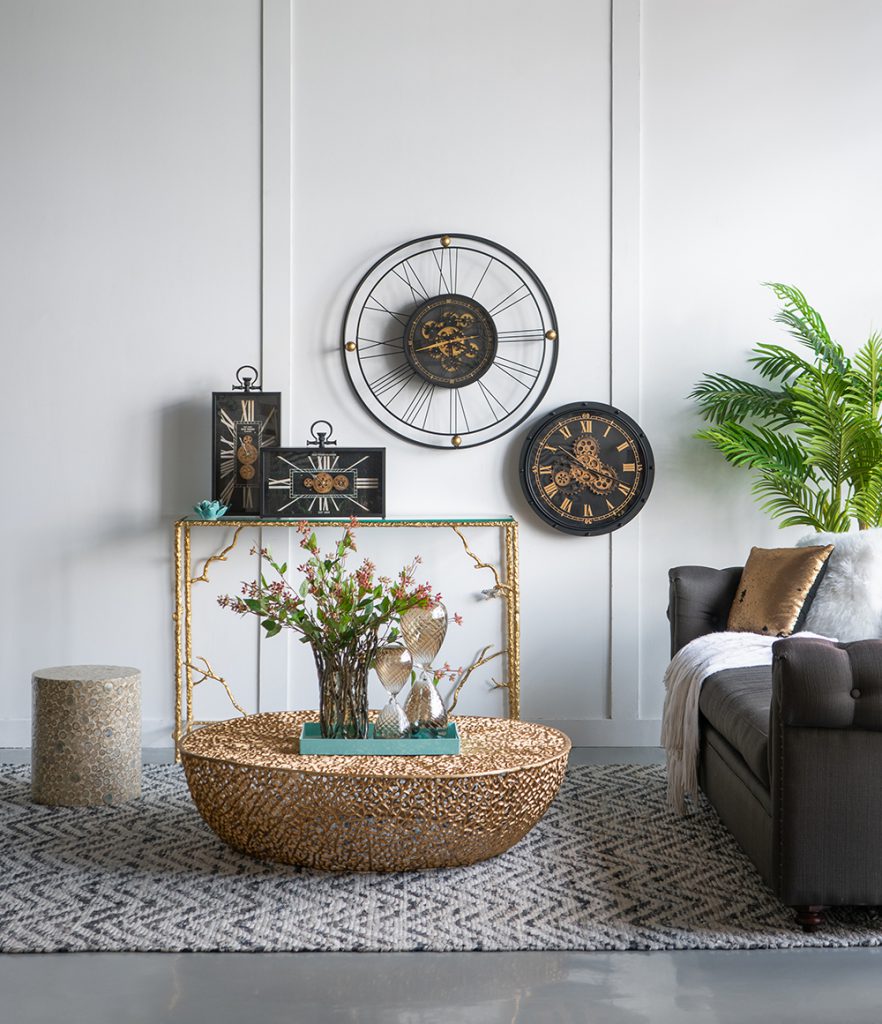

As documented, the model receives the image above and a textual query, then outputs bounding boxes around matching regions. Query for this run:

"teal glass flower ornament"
[194,499,228,520]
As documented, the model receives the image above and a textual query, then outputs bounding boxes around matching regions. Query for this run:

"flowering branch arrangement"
[217,518,447,738]
[218,518,437,654]
[211,517,511,740]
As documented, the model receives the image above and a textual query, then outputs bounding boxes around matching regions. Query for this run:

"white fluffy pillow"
[796,529,882,641]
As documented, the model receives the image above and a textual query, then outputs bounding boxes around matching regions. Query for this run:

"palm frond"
[688,374,791,425]
[748,343,815,384]
[752,473,850,532]
[850,331,882,411]
[789,373,850,490]
[848,465,882,529]
[692,285,882,531]
[695,423,809,479]
[762,282,848,372]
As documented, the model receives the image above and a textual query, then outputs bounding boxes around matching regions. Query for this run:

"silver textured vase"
[374,699,411,739]
[404,676,448,736]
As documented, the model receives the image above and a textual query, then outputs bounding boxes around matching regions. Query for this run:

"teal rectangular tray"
[299,721,460,756]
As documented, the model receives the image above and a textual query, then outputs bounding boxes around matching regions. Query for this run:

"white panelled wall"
[1,0,881,746]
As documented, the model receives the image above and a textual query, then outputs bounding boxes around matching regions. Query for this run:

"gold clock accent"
[451,435,462,447]
[345,341,357,352]
[545,330,557,341]
[304,472,335,494]
[440,235,452,247]
[237,435,259,480]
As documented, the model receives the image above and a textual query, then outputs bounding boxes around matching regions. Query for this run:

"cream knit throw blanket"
[661,630,835,814]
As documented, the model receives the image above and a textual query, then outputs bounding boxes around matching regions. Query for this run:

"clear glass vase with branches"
[218,518,439,738]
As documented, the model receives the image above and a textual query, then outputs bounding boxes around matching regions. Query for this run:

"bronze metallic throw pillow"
[726,544,834,637]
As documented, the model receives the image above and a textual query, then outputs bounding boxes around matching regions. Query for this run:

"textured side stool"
[32,665,141,806]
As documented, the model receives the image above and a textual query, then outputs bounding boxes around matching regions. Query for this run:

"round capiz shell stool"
[31,665,141,806]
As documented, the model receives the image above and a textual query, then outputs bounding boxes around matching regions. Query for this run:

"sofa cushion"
[726,544,833,637]
[796,529,882,640]
[699,665,773,788]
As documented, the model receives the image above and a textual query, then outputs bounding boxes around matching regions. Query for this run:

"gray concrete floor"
[3,748,881,1024]
[2,949,882,1024]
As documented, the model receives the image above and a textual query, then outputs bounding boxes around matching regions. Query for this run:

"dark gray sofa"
[669,564,882,931]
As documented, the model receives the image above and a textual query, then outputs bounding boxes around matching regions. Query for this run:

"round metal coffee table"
[180,712,570,871]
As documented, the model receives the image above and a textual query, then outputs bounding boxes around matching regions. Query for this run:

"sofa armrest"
[773,637,882,730]
[667,565,742,657]
[770,637,882,906]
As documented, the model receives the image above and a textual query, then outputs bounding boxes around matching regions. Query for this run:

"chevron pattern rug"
[1,762,880,952]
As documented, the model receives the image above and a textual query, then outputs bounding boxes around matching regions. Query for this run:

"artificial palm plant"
[690,283,882,532]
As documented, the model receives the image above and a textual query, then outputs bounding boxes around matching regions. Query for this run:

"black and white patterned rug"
[1,763,880,952]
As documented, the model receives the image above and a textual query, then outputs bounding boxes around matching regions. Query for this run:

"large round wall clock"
[342,233,558,448]
[519,402,655,535]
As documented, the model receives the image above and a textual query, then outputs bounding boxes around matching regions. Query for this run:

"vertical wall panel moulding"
[258,0,295,712]
[609,0,642,725]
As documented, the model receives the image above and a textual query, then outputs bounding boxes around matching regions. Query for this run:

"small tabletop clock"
[260,421,385,518]
[212,366,281,515]
[519,402,655,535]
[342,233,558,449]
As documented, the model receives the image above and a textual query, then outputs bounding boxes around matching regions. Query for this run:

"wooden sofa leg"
[795,906,827,932]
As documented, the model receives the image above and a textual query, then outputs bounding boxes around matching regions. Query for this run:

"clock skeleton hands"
[548,435,620,497]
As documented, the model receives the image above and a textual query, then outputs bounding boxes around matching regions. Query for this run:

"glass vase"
[311,638,377,739]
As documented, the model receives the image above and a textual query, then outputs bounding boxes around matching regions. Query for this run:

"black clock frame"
[519,401,655,536]
[211,388,281,516]
[342,233,558,449]
[260,446,386,519]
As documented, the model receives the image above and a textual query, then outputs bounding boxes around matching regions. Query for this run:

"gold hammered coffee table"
[180,712,570,872]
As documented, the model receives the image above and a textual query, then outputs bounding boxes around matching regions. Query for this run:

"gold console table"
[173,516,521,754]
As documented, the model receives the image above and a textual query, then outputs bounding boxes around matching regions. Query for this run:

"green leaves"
[762,282,848,373]
[216,522,436,652]
[692,284,882,532]
[695,423,808,477]
[688,374,792,426]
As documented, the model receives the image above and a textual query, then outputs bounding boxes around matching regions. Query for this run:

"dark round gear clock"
[342,234,558,448]
[519,402,655,535]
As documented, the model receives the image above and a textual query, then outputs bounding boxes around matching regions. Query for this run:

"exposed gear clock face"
[342,234,558,448]
[519,402,655,535]
[211,367,281,515]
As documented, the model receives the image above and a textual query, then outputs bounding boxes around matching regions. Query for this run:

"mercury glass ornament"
[403,675,448,737]
[401,603,449,736]
[400,603,448,670]
[373,645,412,740]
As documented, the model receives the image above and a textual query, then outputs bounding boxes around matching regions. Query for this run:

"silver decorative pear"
[404,676,448,736]
[374,699,411,739]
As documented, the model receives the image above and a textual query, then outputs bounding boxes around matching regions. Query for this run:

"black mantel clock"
[260,421,385,518]
[211,365,281,515]
[342,233,558,449]
[519,402,655,535]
